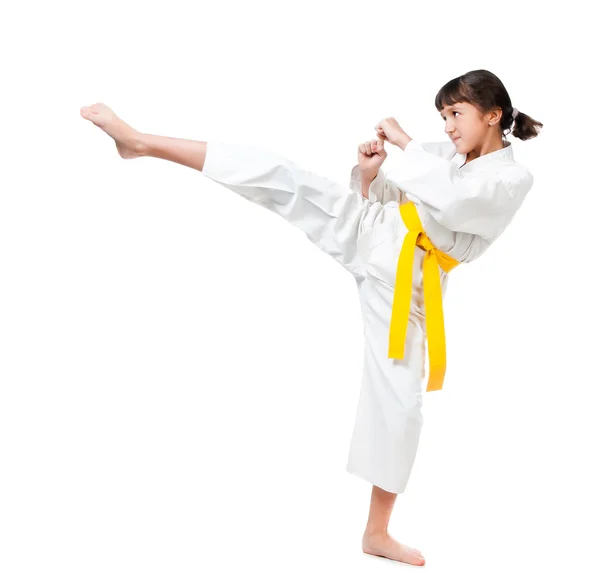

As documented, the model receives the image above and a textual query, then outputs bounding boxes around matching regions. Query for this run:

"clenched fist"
[357,138,387,178]
[374,117,406,145]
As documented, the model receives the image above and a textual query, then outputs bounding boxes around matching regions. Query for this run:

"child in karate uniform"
[80,68,542,567]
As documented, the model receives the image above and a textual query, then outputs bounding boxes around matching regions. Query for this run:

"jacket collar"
[453,139,514,171]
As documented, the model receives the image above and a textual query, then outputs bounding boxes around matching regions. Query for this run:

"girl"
[80,69,542,567]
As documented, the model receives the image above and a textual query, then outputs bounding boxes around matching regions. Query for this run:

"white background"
[1,1,599,582]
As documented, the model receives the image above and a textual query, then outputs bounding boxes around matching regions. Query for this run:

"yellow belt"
[388,202,461,391]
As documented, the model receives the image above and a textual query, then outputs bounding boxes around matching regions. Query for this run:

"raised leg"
[80,102,208,171]
[80,102,383,278]
[141,134,207,172]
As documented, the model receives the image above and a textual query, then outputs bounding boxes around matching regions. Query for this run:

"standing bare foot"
[80,102,146,159]
[362,531,426,566]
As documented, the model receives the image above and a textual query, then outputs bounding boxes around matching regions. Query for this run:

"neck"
[465,135,507,164]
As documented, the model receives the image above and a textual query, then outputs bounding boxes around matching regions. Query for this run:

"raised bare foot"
[362,531,425,566]
[80,102,145,159]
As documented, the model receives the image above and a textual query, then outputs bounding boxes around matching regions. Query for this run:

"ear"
[487,107,503,126]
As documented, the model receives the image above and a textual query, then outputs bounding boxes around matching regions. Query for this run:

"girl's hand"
[374,117,406,145]
[357,138,387,177]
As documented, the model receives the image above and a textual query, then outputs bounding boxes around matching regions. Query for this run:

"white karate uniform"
[201,138,534,494]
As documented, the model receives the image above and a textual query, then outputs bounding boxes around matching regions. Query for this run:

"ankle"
[363,526,389,538]
[134,132,149,156]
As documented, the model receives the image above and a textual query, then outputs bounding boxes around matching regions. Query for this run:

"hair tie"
[512,107,519,121]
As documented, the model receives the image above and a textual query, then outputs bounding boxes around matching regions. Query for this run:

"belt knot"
[415,232,435,254]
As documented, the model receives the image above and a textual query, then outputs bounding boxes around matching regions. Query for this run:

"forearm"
[357,132,412,198]
[391,131,413,151]
[360,172,377,198]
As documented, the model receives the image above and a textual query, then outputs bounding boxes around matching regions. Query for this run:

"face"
[439,101,501,152]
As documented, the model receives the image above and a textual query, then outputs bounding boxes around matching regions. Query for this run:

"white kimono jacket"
[349,138,534,263]
[201,138,534,494]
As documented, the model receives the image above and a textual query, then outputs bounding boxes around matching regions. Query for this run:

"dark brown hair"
[434,69,543,141]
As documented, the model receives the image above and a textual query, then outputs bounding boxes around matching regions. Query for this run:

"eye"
[441,111,459,120]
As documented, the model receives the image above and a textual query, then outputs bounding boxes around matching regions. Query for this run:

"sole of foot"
[80,102,145,159]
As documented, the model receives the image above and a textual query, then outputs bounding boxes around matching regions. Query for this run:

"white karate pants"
[201,141,448,494]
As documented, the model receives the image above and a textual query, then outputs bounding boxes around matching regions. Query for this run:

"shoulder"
[456,161,534,209]
[496,161,534,198]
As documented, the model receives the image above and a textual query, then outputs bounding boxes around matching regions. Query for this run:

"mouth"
[451,137,461,143]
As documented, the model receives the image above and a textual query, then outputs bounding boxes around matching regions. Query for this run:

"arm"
[360,174,375,199]
[350,139,455,205]
[349,164,409,205]
[393,131,413,151]
[384,139,534,239]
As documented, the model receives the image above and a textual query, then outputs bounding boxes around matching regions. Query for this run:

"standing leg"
[362,486,425,565]
[348,264,429,565]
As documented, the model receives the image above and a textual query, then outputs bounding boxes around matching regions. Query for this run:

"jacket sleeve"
[348,141,453,206]
[384,139,534,239]
[348,164,407,205]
